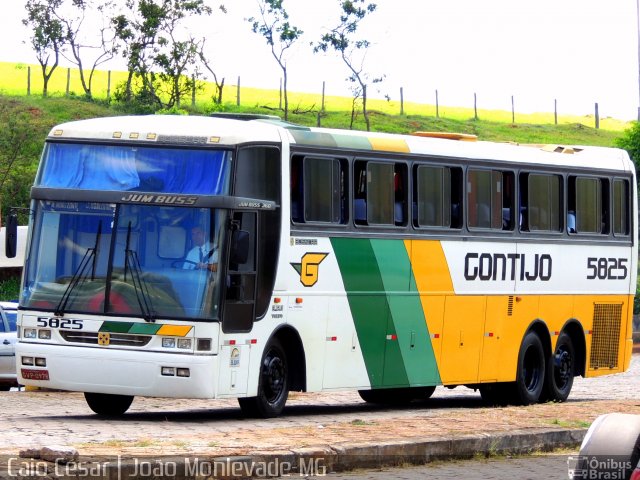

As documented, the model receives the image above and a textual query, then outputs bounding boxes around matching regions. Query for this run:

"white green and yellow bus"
[10,114,637,417]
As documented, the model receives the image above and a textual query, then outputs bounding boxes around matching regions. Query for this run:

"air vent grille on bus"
[589,303,622,369]
[60,331,152,347]
[507,296,514,316]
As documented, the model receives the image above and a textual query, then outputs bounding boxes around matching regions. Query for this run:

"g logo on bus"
[98,332,111,346]
[291,253,328,287]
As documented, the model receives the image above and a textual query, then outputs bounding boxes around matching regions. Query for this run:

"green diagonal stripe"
[331,237,409,388]
[370,239,440,385]
[100,321,134,333]
[128,323,162,335]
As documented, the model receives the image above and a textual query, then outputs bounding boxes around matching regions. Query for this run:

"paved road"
[318,453,574,480]
[0,355,637,454]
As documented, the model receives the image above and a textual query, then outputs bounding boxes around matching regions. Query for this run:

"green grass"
[0,61,629,147]
[0,277,19,301]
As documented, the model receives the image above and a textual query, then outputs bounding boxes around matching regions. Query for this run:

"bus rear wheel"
[84,392,134,416]
[542,332,575,402]
[238,338,289,418]
[508,331,546,405]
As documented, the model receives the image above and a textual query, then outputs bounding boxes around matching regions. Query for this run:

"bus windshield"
[36,143,231,195]
[23,201,227,321]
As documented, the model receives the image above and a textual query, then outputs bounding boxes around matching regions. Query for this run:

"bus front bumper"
[16,342,218,399]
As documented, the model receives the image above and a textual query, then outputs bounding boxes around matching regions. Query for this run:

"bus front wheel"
[509,331,546,405]
[238,338,289,418]
[84,392,134,416]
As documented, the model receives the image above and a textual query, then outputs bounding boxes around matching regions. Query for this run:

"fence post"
[27,66,31,96]
[107,71,111,102]
[236,76,241,107]
[66,68,71,97]
[554,99,558,125]
[400,87,404,116]
[511,95,515,124]
[474,92,478,120]
[191,75,196,107]
[595,102,600,129]
[279,78,282,110]
[317,111,321,127]
[321,81,326,112]
[435,89,439,118]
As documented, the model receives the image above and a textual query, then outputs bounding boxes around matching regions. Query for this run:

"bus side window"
[468,169,512,231]
[613,178,630,236]
[521,172,561,233]
[354,163,367,225]
[568,176,608,234]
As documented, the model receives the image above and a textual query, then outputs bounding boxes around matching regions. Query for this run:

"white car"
[0,301,18,390]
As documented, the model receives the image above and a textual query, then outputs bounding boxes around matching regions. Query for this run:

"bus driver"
[184,226,218,272]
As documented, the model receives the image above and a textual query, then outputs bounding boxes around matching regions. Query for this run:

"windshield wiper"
[124,222,156,322]
[54,221,102,316]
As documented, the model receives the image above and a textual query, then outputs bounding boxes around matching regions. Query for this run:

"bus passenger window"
[568,176,608,234]
[291,155,347,224]
[519,173,561,232]
[613,178,630,236]
[414,165,451,228]
[354,160,399,226]
[467,169,513,231]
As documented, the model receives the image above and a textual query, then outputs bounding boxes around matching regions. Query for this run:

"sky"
[1,0,638,120]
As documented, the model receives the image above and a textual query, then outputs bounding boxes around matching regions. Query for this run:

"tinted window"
[468,169,514,230]
[525,173,561,232]
[613,179,630,236]
[4,310,16,331]
[416,166,451,227]
[354,161,407,226]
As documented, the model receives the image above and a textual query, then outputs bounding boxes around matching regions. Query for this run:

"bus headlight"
[177,339,192,350]
[162,338,176,348]
[197,338,212,351]
[38,329,52,340]
[24,328,37,339]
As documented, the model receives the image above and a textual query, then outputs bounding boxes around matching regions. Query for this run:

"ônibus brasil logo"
[290,253,328,287]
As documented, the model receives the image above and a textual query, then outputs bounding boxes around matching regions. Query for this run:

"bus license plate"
[21,369,50,381]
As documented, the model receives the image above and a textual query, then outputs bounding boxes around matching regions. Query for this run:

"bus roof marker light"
[129,132,139,139]
[208,136,221,144]
[53,129,63,136]
[146,133,157,140]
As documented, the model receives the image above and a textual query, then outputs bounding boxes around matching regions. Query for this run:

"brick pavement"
[0,355,638,459]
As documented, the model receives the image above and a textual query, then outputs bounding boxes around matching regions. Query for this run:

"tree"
[315,0,380,131]
[248,0,303,121]
[0,99,43,222]
[57,0,120,99]
[198,40,225,105]
[616,121,640,170]
[113,0,217,110]
[23,0,65,97]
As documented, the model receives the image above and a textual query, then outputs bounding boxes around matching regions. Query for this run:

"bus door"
[219,211,257,395]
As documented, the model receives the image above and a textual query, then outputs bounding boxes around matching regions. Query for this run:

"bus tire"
[509,331,546,405]
[574,413,640,480]
[84,392,133,416]
[542,332,575,402]
[238,338,289,418]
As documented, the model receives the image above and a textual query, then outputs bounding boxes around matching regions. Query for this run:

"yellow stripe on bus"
[368,137,410,153]
[156,325,192,337]
[406,240,454,294]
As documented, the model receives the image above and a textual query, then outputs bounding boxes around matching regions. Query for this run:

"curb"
[3,428,587,479]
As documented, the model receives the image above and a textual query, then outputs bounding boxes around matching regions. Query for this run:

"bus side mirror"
[5,213,18,259]
[230,230,249,265]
